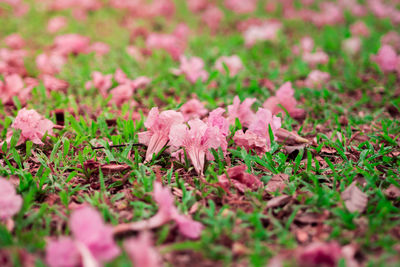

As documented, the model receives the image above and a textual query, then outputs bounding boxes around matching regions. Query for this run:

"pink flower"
[297,242,342,267]
[227,96,256,128]
[53,34,91,56]
[207,108,230,137]
[302,51,329,66]
[202,5,224,33]
[70,206,120,263]
[218,165,263,193]
[36,53,66,75]
[224,0,257,14]
[248,108,281,140]
[215,55,243,77]
[85,71,113,97]
[124,232,162,267]
[89,42,110,57]
[138,107,184,162]
[0,178,22,220]
[45,237,81,267]
[109,84,134,106]
[381,31,400,51]
[342,37,361,55]
[46,206,120,267]
[350,21,370,37]
[372,45,398,72]
[263,82,305,119]
[187,0,208,12]
[233,130,268,156]
[174,56,209,84]
[42,75,69,92]
[305,70,331,89]
[146,30,186,60]
[0,48,27,75]
[169,119,223,174]
[7,108,54,145]
[4,33,24,49]
[243,21,282,47]
[309,3,343,27]
[152,182,203,238]
[47,16,67,33]
[180,99,208,121]
[300,36,314,53]
[0,74,33,105]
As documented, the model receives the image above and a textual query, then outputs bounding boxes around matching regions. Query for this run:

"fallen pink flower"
[304,70,331,89]
[36,53,66,75]
[350,21,370,37]
[0,48,27,75]
[53,34,91,56]
[109,84,134,106]
[138,107,184,162]
[371,45,398,72]
[42,75,69,92]
[174,56,209,84]
[263,82,305,119]
[4,33,24,49]
[202,5,224,33]
[180,99,208,121]
[146,29,186,60]
[46,237,81,267]
[215,55,243,77]
[47,16,67,33]
[85,71,113,97]
[187,0,208,13]
[243,21,282,47]
[381,31,400,51]
[0,178,23,220]
[227,96,256,128]
[233,130,268,156]
[218,165,263,193]
[248,108,281,141]
[207,107,230,137]
[0,74,34,105]
[7,108,54,145]
[89,42,110,57]
[169,119,222,174]
[302,51,329,66]
[225,0,257,14]
[124,232,162,267]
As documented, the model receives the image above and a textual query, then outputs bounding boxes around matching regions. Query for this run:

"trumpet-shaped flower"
[304,70,330,89]
[0,178,22,220]
[180,99,208,121]
[138,107,184,162]
[227,96,256,128]
[85,71,113,97]
[263,82,304,119]
[124,232,162,267]
[7,108,54,145]
[174,56,209,84]
[215,55,243,77]
[169,119,222,174]
[372,45,398,72]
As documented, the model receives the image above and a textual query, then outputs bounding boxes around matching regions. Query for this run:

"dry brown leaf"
[266,195,291,209]
[266,174,289,193]
[276,128,309,145]
[385,184,400,199]
[341,182,368,213]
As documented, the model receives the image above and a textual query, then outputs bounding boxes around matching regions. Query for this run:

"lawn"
[0,0,399,266]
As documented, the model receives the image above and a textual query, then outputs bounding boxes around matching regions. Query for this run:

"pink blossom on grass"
[381,32,400,51]
[70,206,120,263]
[248,108,281,141]
[7,108,54,145]
[350,21,370,37]
[243,21,282,47]
[0,48,27,75]
[263,82,305,119]
[36,53,66,75]
[124,232,162,267]
[202,5,224,33]
[45,237,81,267]
[4,33,25,49]
[174,56,209,84]
[53,34,91,56]
[371,45,398,73]
[224,0,257,14]
[47,16,67,33]
[42,75,69,92]
[89,42,110,57]
[85,71,113,97]
[342,37,361,55]
[187,0,208,13]
[138,107,184,162]
[304,70,331,89]
[169,119,222,174]
[218,165,263,193]
[207,108,229,137]
[0,178,22,220]
[302,51,329,66]
[152,182,203,238]
[233,130,268,156]
[109,84,134,107]
[227,96,256,128]
[0,74,34,105]
[180,99,208,121]
[146,32,186,60]
[215,55,243,77]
